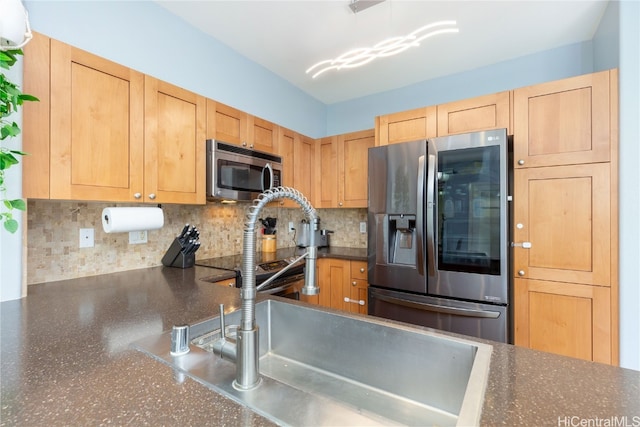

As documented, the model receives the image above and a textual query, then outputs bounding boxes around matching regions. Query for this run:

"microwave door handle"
[416,155,425,276]
[262,163,273,191]
[426,151,436,277]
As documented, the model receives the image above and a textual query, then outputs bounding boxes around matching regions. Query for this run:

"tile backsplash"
[26,200,367,285]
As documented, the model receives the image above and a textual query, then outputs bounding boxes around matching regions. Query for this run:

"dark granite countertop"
[1,265,639,426]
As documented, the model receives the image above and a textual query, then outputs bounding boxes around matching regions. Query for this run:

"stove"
[196,247,307,295]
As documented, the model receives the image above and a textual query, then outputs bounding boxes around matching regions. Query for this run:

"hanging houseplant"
[0,48,38,233]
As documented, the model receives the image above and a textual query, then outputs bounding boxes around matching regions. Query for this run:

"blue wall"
[327,41,594,135]
[24,1,327,138]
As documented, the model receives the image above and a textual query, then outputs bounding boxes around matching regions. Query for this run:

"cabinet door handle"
[518,270,526,276]
[511,241,532,248]
[359,267,365,273]
[518,159,525,165]
[148,193,156,200]
[351,281,357,286]
[344,297,365,306]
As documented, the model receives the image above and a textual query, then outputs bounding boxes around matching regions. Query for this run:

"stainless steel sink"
[133,299,492,426]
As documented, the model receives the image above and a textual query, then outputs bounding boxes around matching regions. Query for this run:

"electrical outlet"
[288,221,295,232]
[79,228,94,248]
[129,230,148,244]
[359,222,367,234]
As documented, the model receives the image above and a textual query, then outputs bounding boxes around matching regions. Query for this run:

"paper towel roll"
[101,207,164,233]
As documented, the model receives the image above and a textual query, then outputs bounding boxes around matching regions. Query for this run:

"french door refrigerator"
[367,128,511,343]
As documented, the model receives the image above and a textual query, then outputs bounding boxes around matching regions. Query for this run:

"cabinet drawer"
[351,261,367,280]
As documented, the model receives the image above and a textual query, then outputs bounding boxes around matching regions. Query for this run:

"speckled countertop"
[2,254,639,426]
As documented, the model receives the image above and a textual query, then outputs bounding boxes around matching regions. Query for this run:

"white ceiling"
[156,0,609,105]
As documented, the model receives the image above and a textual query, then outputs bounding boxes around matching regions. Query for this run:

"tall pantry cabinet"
[374,70,619,364]
[512,70,618,364]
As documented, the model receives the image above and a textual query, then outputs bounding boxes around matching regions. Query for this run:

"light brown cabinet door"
[22,32,51,199]
[376,106,437,146]
[338,130,374,208]
[514,278,612,364]
[513,70,612,168]
[144,76,206,204]
[315,136,338,208]
[208,101,248,145]
[513,163,611,286]
[49,39,145,202]
[437,91,511,136]
[318,258,350,310]
[248,116,277,153]
[294,135,314,203]
[275,126,295,207]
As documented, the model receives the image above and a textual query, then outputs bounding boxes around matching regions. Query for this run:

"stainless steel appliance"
[296,219,331,248]
[206,140,282,202]
[367,129,511,343]
[197,249,305,299]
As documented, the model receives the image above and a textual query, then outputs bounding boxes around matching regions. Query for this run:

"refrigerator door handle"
[426,152,436,276]
[416,155,425,276]
[374,293,501,319]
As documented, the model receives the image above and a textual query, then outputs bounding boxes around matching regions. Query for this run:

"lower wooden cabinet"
[316,258,368,314]
[514,278,612,364]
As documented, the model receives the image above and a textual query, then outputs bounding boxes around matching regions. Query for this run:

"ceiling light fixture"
[0,0,32,51]
[306,20,459,79]
[348,0,386,14]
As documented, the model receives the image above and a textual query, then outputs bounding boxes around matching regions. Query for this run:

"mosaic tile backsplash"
[26,200,367,285]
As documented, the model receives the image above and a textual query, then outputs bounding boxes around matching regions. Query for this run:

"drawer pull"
[344,297,365,306]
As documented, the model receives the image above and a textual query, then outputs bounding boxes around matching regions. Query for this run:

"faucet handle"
[219,304,226,339]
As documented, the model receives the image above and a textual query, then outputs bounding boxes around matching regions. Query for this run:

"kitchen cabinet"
[317,258,368,314]
[275,126,295,207]
[513,70,612,168]
[346,260,368,315]
[315,130,373,208]
[513,163,612,286]
[514,278,611,363]
[375,106,437,146]
[23,34,206,204]
[337,130,374,208]
[144,76,206,204]
[436,91,511,136]
[512,70,618,365]
[294,134,314,203]
[315,136,338,208]
[207,100,277,153]
[22,32,50,199]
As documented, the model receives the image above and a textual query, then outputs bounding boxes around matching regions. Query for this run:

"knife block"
[161,238,195,268]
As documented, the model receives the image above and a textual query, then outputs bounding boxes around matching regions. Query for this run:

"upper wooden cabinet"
[315,136,338,208]
[46,37,145,202]
[338,130,374,208]
[144,76,206,204]
[294,134,314,203]
[513,70,613,168]
[315,130,373,209]
[23,34,206,204]
[275,126,296,207]
[207,100,277,153]
[437,91,511,136]
[376,106,437,146]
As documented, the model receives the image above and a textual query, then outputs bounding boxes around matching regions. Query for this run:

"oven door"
[258,273,304,300]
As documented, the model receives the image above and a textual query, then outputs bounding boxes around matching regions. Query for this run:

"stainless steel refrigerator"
[367,129,511,343]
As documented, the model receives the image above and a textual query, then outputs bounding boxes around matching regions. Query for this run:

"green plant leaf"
[0,151,20,170]
[7,199,26,211]
[3,218,18,234]
[0,122,21,139]
[19,94,39,102]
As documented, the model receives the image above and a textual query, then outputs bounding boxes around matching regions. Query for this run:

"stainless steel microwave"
[206,139,283,202]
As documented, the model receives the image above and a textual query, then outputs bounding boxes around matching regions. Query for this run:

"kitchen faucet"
[228,186,319,390]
